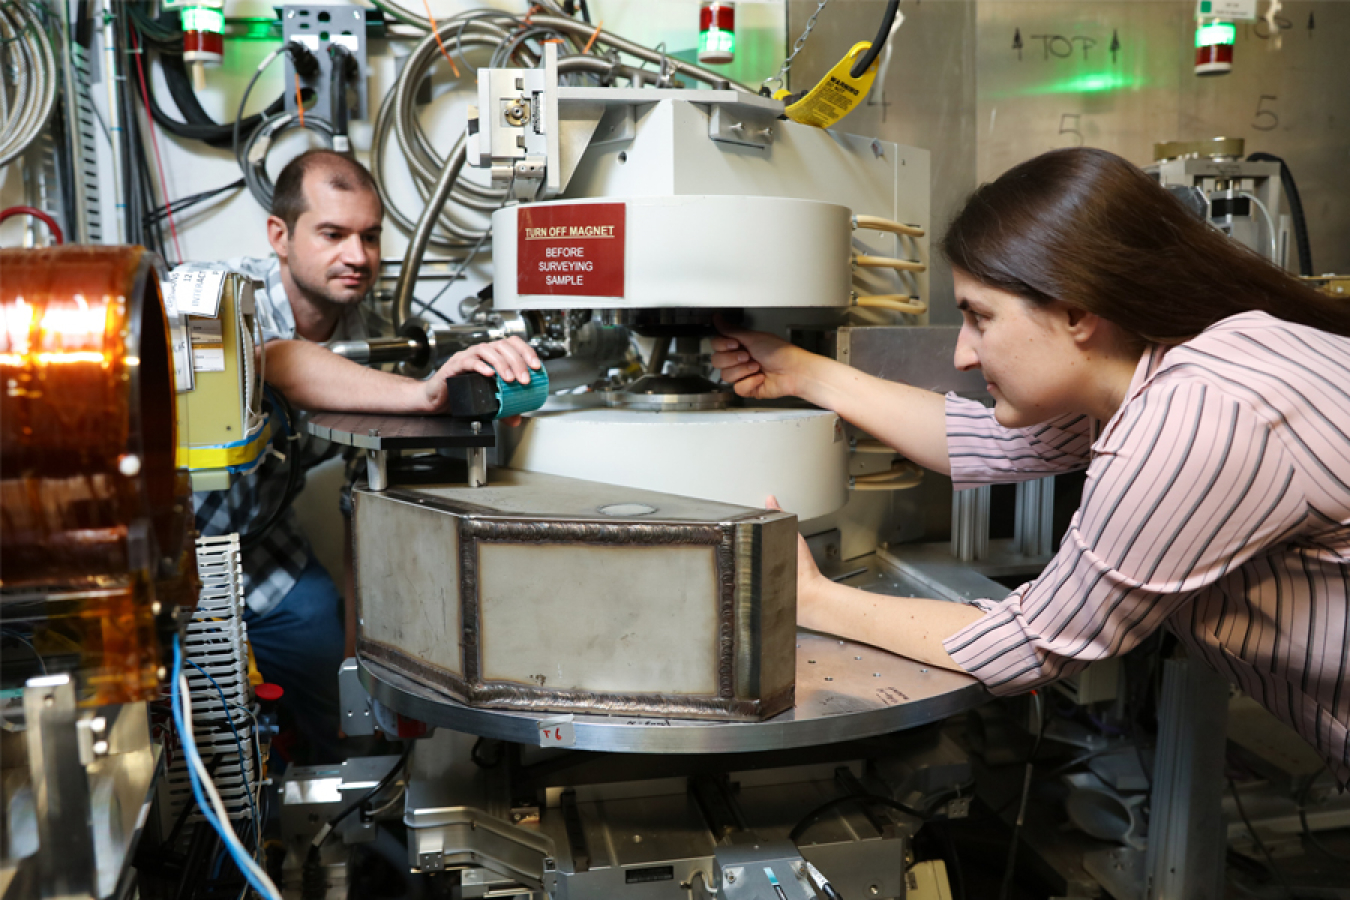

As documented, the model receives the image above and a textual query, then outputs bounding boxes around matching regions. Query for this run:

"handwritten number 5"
[1253,95,1278,132]
[1059,113,1084,147]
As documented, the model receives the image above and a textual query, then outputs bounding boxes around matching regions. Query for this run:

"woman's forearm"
[795,355,953,476]
[799,575,984,673]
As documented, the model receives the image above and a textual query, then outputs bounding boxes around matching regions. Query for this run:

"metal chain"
[764,0,834,91]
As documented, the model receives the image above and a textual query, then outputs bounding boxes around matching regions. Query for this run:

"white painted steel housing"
[491,96,930,311]
[508,408,849,520]
[493,195,853,310]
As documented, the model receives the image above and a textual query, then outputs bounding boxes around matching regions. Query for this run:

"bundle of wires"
[170,634,282,900]
[0,0,59,166]
[116,11,181,259]
[127,1,286,149]
[232,40,333,209]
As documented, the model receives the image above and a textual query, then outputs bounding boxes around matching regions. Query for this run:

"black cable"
[239,388,304,553]
[328,43,356,153]
[1297,767,1350,863]
[919,822,966,900]
[136,43,287,149]
[789,793,926,844]
[316,742,414,847]
[1228,776,1294,898]
[849,0,900,78]
[471,737,505,768]
[144,178,245,229]
[997,691,1045,900]
[1246,152,1314,276]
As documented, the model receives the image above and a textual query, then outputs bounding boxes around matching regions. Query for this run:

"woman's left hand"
[766,496,828,627]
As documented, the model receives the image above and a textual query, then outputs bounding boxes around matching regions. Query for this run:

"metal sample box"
[354,469,797,721]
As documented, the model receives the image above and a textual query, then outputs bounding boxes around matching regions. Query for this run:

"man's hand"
[422,337,542,418]
[710,321,819,401]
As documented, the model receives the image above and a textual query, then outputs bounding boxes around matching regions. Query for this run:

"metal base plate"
[360,632,986,754]
[307,412,494,451]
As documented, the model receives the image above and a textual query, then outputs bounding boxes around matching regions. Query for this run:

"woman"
[712,147,1350,785]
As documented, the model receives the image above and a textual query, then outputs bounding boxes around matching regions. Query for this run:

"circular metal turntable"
[360,632,987,754]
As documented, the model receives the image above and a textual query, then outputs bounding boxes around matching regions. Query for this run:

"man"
[194,149,538,761]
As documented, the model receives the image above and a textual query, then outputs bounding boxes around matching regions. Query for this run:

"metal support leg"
[1145,657,1229,899]
[951,485,990,562]
[366,448,388,491]
[467,447,487,488]
[1083,657,1229,900]
[23,674,97,898]
[1014,476,1056,557]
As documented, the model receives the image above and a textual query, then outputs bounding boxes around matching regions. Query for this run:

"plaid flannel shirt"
[189,256,377,615]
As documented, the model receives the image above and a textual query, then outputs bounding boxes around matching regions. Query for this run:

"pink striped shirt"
[941,311,1350,784]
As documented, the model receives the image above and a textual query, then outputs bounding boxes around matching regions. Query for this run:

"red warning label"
[517,203,626,298]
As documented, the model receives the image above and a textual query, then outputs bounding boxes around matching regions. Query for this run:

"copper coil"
[0,246,183,584]
[2,246,195,703]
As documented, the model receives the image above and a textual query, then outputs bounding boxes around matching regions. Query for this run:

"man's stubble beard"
[290,263,370,310]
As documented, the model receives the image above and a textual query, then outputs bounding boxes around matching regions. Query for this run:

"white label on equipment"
[170,268,226,317]
[537,715,575,748]
[161,282,195,392]
[1198,0,1258,20]
[188,316,225,373]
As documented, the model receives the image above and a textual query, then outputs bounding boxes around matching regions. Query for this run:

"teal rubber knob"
[495,366,549,419]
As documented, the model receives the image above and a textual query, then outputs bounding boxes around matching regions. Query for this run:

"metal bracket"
[708,103,776,149]
[338,658,374,736]
[365,447,388,492]
[468,42,785,196]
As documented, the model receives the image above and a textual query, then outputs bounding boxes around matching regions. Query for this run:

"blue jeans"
[244,557,345,763]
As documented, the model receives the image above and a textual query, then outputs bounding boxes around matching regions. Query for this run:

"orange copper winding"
[1,246,195,704]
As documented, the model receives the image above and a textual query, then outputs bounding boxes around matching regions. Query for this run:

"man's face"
[270,173,382,309]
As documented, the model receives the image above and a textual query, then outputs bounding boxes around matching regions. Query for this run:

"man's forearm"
[797,356,953,476]
[263,339,430,413]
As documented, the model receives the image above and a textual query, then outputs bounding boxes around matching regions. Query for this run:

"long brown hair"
[941,147,1348,344]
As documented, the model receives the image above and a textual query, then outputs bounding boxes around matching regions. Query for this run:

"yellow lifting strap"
[774,41,880,129]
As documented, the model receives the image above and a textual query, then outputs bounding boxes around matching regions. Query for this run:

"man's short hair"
[272,149,383,234]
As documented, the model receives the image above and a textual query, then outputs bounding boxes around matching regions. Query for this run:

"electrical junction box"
[282,5,370,121]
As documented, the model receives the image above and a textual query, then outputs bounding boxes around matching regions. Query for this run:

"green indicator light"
[225,17,282,40]
[182,7,225,33]
[1195,21,1236,48]
[699,28,735,55]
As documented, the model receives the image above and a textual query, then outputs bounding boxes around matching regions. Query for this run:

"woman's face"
[952,270,1097,428]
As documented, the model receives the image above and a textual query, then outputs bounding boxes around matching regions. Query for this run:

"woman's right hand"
[710,321,817,401]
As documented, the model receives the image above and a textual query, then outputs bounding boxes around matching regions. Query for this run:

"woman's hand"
[711,321,818,402]
[765,496,829,629]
